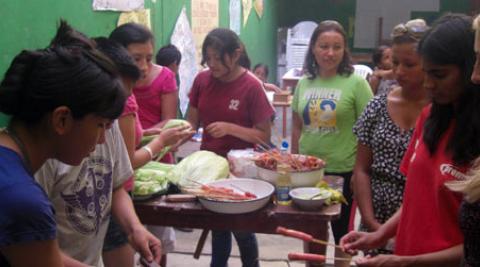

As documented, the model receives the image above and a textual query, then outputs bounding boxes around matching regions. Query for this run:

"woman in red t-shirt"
[341,14,480,267]
[187,28,275,267]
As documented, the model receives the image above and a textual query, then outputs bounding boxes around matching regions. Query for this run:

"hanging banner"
[93,0,144,11]
[242,0,252,26]
[192,0,219,64]
[171,7,199,116]
[230,0,241,34]
[254,0,264,18]
[117,9,151,29]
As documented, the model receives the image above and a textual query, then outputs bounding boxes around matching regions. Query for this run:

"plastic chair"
[353,64,373,80]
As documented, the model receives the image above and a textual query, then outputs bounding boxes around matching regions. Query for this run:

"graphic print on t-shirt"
[302,88,341,133]
[61,156,112,234]
[229,99,240,111]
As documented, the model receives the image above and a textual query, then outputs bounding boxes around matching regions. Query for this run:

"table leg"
[282,106,287,139]
[193,229,210,259]
[303,222,328,267]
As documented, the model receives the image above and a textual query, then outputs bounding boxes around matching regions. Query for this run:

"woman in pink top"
[110,23,179,163]
[95,37,191,267]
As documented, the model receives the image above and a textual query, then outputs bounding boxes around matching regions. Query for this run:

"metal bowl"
[256,165,324,187]
[198,178,274,214]
[289,187,332,210]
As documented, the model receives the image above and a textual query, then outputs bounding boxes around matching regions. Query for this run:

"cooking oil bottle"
[276,163,292,205]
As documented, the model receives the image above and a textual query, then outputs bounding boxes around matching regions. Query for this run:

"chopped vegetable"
[133,162,174,196]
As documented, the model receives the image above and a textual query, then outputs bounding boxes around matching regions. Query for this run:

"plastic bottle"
[280,140,289,153]
[276,163,292,205]
[193,127,203,142]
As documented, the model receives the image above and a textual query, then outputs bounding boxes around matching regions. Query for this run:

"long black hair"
[94,37,141,82]
[109,23,154,47]
[201,28,251,70]
[418,14,480,165]
[0,20,126,124]
[303,20,354,79]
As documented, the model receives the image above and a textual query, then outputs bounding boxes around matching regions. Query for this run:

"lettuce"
[140,119,191,158]
[169,150,230,187]
[133,162,174,196]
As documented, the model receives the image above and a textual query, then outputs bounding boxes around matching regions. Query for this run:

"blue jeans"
[210,231,259,267]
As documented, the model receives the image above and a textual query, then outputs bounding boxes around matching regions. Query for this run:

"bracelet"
[142,145,154,160]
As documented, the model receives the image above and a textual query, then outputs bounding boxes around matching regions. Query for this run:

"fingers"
[138,240,154,262]
[340,231,361,255]
[150,241,163,263]
[354,255,373,267]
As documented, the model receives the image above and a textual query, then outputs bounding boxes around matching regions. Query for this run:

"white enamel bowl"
[256,165,324,187]
[198,178,274,214]
[289,187,332,211]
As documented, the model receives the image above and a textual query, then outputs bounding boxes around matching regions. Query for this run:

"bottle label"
[276,186,291,204]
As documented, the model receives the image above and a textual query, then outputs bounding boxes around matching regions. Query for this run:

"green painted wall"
[0,0,279,127]
[0,0,472,127]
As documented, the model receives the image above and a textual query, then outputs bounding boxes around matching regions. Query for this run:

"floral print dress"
[353,94,414,253]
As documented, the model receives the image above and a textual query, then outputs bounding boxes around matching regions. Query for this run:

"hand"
[340,231,386,255]
[206,122,232,138]
[157,125,194,147]
[128,225,162,264]
[354,254,406,267]
[143,127,162,136]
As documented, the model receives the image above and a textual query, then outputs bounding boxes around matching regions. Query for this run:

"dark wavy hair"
[0,20,126,124]
[372,45,391,67]
[418,13,480,165]
[156,44,182,66]
[109,23,154,47]
[303,20,354,79]
[253,63,269,78]
[201,28,251,70]
[94,37,141,81]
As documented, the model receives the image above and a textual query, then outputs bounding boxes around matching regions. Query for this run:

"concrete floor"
[166,227,333,267]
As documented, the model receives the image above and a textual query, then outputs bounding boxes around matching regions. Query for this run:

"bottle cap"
[281,140,289,150]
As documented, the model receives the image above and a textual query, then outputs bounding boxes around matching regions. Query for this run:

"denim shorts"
[103,216,129,252]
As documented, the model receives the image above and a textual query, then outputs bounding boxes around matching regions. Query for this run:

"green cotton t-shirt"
[292,74,373,173]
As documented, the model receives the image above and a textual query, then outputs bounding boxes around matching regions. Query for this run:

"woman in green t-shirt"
[291,20,373,257]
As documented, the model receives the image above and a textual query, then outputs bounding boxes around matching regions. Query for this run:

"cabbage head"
[169,150,229,187]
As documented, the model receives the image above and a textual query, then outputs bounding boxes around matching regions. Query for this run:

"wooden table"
[135,197,341,266]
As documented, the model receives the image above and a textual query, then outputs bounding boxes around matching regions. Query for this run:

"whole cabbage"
[169,150,229,187]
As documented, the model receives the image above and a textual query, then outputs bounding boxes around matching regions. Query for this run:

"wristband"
[142,145,154,160]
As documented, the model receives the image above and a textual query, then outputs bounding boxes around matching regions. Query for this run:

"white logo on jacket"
[229,99,240,110]
[440,164,467,181]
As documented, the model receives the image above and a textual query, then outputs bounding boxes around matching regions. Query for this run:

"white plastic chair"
[353,64,373,80]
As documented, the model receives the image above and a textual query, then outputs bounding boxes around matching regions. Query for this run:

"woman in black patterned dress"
[351,19,430,254]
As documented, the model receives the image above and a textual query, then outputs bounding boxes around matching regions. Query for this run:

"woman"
[187,28,275,267]
[291,20,373,252]
[341,14,480,266]
[0,21,126,266]
[95,37,190,267]
[109,23,178,156]
[352,19,429,254]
